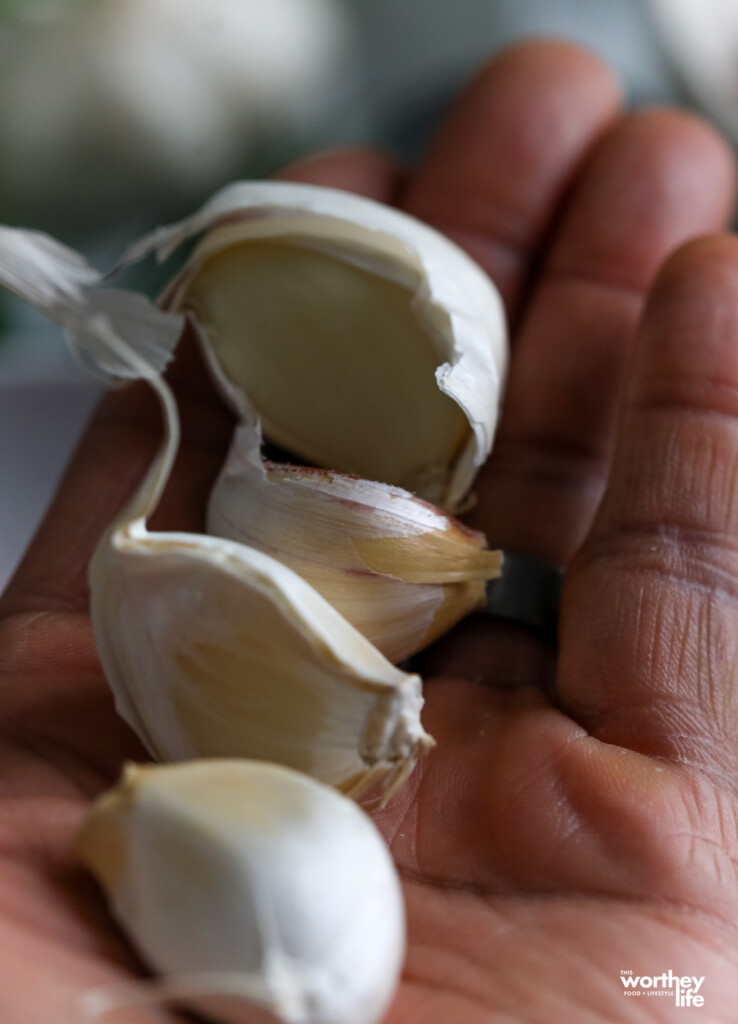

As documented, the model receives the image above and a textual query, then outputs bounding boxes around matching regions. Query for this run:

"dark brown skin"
[2,39,738,1023]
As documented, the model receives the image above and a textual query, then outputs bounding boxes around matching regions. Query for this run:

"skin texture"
[1,38,738,1023]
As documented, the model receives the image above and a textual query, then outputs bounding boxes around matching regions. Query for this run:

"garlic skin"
[0,225,182,379]
[74,760,405,1024]
[125,180,507,512]
[209,419,501,663]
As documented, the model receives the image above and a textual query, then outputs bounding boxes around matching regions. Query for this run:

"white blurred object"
[0,0,351,227]
[648,0,738,142]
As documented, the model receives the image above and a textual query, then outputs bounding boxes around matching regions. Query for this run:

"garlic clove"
[74,759,405,1024]
[91,364,433,804]
[208,419,501,663]
[123,180,507,512]
[92,518,434,802]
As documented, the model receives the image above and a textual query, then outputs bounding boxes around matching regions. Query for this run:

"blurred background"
[0,0,734,590]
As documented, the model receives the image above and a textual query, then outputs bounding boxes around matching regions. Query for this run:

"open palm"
[2,40,738,1023]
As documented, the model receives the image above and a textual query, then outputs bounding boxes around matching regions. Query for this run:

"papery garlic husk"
[209,419,501,663]
[74,760,405,1024]
[0,225,183,380]
[91,364,433,804]
[124,180,508,512]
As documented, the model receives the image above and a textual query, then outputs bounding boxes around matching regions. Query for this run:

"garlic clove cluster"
[208,419,501,663]
[0,176,509,802]
[120,180,507,663]
[0,181,512,1024]
[74,760,405,1024]
[125,180,508,513]
[91,365,433,805]
[0,223,434,802]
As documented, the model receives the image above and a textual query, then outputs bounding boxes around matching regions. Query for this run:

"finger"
[402,39,622,318]
[558,235,738,777]
[469,110,736,563]
[0,150,401,619]
[274,145,406,201]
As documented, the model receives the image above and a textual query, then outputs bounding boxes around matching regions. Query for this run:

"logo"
[620,971,705,1008]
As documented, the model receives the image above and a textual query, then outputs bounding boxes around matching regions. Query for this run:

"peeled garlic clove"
[208,419,501,663]
[92,368,433,803]
[74,760,405,1024]
[124,180,507,512]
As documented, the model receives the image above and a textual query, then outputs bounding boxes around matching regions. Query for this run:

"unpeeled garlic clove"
[124,180,508,512]
[74,759,405,1024]
[208,419,501,663]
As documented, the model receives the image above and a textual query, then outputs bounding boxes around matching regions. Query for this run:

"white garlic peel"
[209,419,501,663]
[91,357,433,804]
[0,225,182,382]
[74,760,405,1024]
[124,180,508,512]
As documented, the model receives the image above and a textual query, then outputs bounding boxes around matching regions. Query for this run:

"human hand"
[1,39,737,1023]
